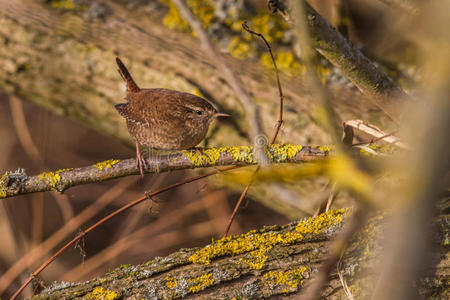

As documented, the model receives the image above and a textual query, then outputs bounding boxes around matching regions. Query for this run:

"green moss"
[189,209,347,269]
[264,267,307,289]
[188,273,214,293]
[39,171,61,190]
[94,159,120,170]
[84,287,118,300]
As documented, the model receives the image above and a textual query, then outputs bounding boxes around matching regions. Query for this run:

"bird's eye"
[195,110,203,115]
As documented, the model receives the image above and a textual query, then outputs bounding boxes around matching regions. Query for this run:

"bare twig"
[9,95,74,222]
[344,120,409,149]
[222,22,286,237]
[337,253,355,300]
[376,0,419,15]
[9,166,239,300]
[242,22,284,145]
[222,170,256,238]
[0,145,327,199]
[64,196,225,281]
[171,0,266,165]
[0,178,137,295]
[290,0,341,145]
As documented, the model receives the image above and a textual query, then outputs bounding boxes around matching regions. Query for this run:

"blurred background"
[0,0,447,298]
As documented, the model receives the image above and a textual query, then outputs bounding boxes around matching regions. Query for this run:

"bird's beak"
[214,112,230,117]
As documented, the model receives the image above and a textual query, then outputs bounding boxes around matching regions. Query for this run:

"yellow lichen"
[249,14,287,43]
[84,287,118,300]
[353,213,384,256]
[39,172,61,190]
[50,0,86,11]
[227,36,254,59]
[189,209,347,269]
[163,0,215,32]
[94,159,120,171]
[316,65,332,84]
[166,276,178,289]
[184,146,256,166]
[318,145,332,152]
[260,51,305,76]
[359,144,398,156]
[268,144,303,162]
[188,273,214,293]
[183,145,307,166]
[0,173,6,197]
[264,267,307,288]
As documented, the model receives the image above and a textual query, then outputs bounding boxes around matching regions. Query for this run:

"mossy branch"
[0,144,330,199]
[29,208,448,299]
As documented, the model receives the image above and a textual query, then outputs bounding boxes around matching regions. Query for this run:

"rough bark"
[29,208,449,299]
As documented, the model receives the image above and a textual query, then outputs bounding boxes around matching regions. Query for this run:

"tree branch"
[0,145,329,199]
[269,0,410,117]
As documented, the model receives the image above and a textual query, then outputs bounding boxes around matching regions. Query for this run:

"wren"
[115,57,229,176]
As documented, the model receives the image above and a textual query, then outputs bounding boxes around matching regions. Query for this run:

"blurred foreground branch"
[29,207,448,299]
[0,145,330,199]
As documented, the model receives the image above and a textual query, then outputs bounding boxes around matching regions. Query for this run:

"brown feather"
[116,57,140,93]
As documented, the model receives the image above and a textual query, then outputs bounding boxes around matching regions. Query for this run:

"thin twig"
[344,119,408,149]
[9,95,74,222]
[222,22,286,237]
[63,196,213,281]
[0,178,137,295]
[337,253,355,300]
[9,166,238,300]
[222,169,257,238]
[171,0,263,144]
[242,22,284,145]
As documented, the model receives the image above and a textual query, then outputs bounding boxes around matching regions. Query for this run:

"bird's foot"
[189,147,203,157]
[136,144,149,177]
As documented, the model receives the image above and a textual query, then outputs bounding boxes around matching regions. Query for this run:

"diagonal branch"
[269,0,410,117]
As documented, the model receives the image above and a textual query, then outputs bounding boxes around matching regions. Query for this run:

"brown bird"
[115,57,229,176]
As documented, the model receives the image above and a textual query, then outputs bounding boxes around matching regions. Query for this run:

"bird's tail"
[116,57,140,93]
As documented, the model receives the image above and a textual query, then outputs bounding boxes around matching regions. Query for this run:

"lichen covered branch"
[270,0,409,115]
[28,208,450,299]
[0,144,329,199]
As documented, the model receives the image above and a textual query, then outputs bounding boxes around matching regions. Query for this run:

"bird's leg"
[190,146,203,157]
[135,142,147,177]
